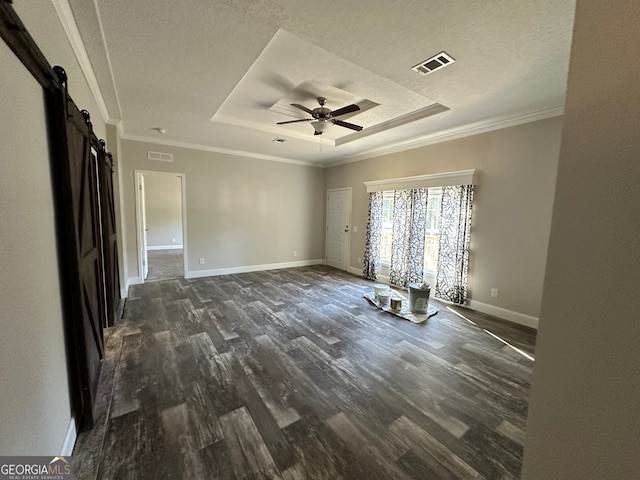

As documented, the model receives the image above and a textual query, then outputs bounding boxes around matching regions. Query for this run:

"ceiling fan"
[276,97,363,135]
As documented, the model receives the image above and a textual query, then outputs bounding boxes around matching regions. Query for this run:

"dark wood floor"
[72,265,536,479]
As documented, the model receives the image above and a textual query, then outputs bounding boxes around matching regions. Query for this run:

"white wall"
[143,174,183,248]
[522,1,640,478]
[0,42,71,455]
[120,140,326,283]
[325,117,562,325]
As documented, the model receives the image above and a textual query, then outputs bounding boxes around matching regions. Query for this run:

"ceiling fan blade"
[290,103,314,115]
[330,103,360,117]
[314,130,323,136]
[332,119,363,131]
[276,118,312,125]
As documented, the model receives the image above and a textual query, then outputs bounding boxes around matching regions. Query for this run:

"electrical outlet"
[172,237,176,243]
[491,288,499,298]
[199,257,205,265]
[293,250,297,257]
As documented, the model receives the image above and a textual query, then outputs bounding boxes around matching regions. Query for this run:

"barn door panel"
[98,147,123,327]
[63,100,106,428]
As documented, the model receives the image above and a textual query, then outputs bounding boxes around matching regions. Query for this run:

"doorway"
[326,188,352,270]
[135,171,187,282]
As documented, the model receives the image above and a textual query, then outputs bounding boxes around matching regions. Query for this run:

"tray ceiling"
[66,0,576,165]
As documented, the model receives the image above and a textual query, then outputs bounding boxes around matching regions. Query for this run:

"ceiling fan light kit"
[311,119,331,135]
[276,96,364,136]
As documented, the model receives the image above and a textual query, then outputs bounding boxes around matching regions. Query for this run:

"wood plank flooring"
[72,265,535,479]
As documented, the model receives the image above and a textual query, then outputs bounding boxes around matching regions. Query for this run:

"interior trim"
[467,299,539,330]
[364,169,476,192]
[121,133,321,168]
[346,268,538,330]
[147,245,184,251]
[186,259,325,279]
[51,0,112,123]
[134,170,188,287]
[60,418,77,456]
[329,105,564,167]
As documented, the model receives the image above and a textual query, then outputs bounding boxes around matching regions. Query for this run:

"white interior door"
[139,174,149,280]
[326,188,352,270]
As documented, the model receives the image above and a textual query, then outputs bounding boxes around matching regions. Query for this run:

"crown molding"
[92,0,123,119]
[121,106,563,171]
[326,105,565,168]
[364,169,476,192]
[119,133,322,168]
[51,0,114,123]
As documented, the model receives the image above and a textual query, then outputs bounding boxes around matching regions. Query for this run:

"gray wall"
[325,117,562,323]
[143,174,183,248]
[14,1,106,140]
[522,1,640,478]
[0,42,71,455]
[120,140,326,282]
[0,1,110,455]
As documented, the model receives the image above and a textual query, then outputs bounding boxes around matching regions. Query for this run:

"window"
[381,191,394,263]
[423,187,442,274]
[380,188,442,275]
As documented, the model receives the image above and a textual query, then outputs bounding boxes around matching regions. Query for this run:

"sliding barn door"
[2,1,117,432]
[98,150,122,326]
[63,99,107,428]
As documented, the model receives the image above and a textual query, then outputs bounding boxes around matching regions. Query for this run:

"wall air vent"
[411,51,455,76]
[147,151,173,162]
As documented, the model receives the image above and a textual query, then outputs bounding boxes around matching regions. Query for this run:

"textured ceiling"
[68,0,576,165]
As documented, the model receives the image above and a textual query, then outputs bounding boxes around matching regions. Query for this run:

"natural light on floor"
[446,307,535,361]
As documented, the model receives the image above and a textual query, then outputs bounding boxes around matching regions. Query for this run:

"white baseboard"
[123,276,143,298]
[147,245,183,251]
[60,418,76,456]
[467,299,539,329]
[347,266,363,276]
[186,259,325,279]
[343,268,539,330]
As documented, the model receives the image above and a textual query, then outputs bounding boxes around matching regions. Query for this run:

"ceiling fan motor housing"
[276,96,363,134]
[313,107,332,119]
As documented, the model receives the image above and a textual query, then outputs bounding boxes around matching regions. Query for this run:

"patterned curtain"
[435,185,474,304]
[389,188,428,288]
[363,191,383,280]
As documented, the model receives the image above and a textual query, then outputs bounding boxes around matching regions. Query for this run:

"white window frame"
[364,169,475,193]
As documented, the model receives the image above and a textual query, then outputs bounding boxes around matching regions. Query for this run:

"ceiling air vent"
[148,151,173,162]
[412,51,455,76]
